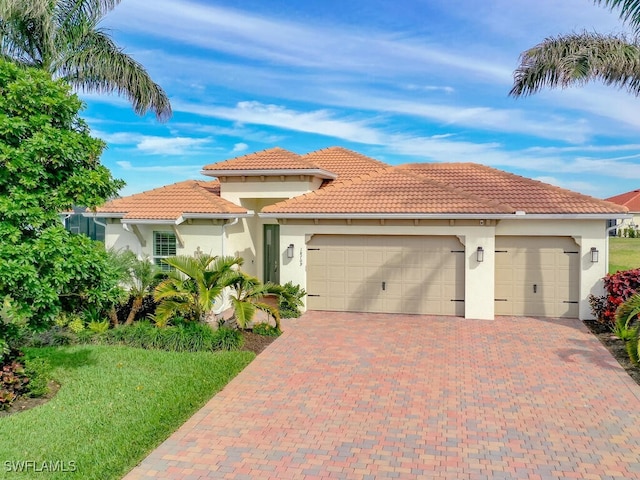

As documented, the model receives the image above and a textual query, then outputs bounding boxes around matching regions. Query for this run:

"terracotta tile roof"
[301,147,389,184]
[606,189,640,213]
[262,167,512,215]
[202,147,320,172]
[400,163,626,215]
[263,162,627,216]
[95,180,246,220]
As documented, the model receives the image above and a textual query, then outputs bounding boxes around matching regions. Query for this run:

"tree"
[511,1,640,98]
[227,273,284,331]
[0,0,171,120]
[153,255,243,325]
[0,59,124,332]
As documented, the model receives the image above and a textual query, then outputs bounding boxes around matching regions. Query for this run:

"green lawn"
[609,237,640,274]
[0,345,254,480]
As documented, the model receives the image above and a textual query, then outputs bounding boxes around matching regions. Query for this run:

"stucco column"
[463,230,495,320]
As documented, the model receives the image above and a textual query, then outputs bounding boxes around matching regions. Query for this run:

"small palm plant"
[614,292,640,364]
[227,273,285,331]
[153,255,242,326]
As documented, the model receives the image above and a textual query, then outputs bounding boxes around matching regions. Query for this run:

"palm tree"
[227,273,285,331]
[510,1,640,98]
[0,0,171,120]
[153,255,242,325]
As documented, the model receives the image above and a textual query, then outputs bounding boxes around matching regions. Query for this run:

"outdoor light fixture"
[590,247,599,263]
[287,243,295,259]
[476,246,484,263]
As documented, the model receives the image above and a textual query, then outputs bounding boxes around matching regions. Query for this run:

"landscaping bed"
[584,320,640,387]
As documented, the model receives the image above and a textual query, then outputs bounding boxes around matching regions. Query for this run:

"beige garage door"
[495,236,579,318]
[307,235,465,315]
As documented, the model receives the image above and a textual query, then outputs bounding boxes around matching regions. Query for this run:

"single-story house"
[605,189,640,234]
[91,146,629,320]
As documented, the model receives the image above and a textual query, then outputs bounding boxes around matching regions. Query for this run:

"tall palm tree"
[0,0,171,120]
[510,0,640,98]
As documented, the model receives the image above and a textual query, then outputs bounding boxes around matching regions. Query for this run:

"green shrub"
[213,327,243,351]
[626,335,639,365]
[279,281,306,318]
[23,356,51,398]
[26,326,75,347]
[67,315,85,333]
[88,320,110,334]
[252,322,281,337]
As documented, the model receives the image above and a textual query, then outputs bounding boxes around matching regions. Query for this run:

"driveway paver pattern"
[125,312,640,480]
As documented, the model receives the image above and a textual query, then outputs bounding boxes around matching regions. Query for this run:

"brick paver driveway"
[125,312,640,480]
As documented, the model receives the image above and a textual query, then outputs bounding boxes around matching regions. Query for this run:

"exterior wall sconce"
[590,247,599,263]
[287,243,295,259]
[476,246,484,263]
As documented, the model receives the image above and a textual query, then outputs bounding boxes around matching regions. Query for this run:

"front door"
[263,224,280,284]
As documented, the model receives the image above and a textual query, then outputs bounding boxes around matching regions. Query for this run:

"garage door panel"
[307,235,464,315]
[495,236,579,318]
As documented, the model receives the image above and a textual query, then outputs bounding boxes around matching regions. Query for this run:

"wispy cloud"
[231,142,249,153]
[116,161,203,173]
[93,130,213,155]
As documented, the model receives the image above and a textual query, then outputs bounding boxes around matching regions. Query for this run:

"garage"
[494,236,580,318]
[306,235,465,315]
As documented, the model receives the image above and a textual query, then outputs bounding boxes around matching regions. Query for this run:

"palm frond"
[230,296,256,329]
[596,0,640,32]
[510,32,640,97]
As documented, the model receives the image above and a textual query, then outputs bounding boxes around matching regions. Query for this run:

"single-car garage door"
[306,235,465,315]
[495,236,579,318]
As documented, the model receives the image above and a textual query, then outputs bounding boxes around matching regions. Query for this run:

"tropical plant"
[112,251,161,325]
[278,281,307,318]
[0,0,171,120]
[153,255,242,325]
[511,1,640,98]
[227,273,284,330]
[614,293,640,365]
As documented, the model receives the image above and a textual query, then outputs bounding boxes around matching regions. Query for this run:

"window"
[154,231,176,270]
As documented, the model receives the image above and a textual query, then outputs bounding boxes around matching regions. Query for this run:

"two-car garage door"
[306,235,465,316]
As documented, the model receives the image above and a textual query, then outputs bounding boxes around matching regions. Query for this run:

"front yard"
[0,345,254,480]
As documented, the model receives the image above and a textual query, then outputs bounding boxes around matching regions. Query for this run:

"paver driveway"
[125,312,640,480]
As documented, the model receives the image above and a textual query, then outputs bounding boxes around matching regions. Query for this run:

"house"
[91,146,629,320]
[605,189,640,235]
[61,206,106,241]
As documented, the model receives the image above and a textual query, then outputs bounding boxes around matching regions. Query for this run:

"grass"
[609,237,640,274]
[0,345,254,480]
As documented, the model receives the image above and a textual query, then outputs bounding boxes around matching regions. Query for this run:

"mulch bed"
[241,331,279,355]
[583,320,640,387]
[0,380,60,418]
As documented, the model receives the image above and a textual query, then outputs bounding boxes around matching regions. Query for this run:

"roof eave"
[200,168,338,180]
[259,212,631,220]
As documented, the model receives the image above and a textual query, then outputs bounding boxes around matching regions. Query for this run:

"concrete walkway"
[125,312,640,480]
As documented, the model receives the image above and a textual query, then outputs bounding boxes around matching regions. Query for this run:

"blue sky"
[80,0,640,199]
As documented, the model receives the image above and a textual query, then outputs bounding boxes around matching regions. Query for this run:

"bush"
[278,282,306,319]
[626,335,639,365]
[600,269,640,326]
[23,356,52,398]
[75,321,243,352]
[252,322,281,337]
[0,359,29,410]
[27,326,76,347]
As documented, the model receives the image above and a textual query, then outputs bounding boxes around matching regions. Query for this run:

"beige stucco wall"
[104,220,225,259]
[219,176,323,205]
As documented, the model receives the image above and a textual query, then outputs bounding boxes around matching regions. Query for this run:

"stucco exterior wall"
[219,176,323,205]
[104,220,225,260]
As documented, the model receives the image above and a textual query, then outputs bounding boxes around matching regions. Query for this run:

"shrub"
[213,327,243,351]
[279,282,307,319]
[23,357,52,398]
[601,269,640,326]
[252,322,281,337]
[0,359,29,410]
[27,326,76,347]
[67,315,85,334]
[88,320,110,334]
[626,335,639,365]
[588,294,607,322]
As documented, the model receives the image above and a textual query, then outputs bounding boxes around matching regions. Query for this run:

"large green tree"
[511,0,640,97]
[0,59,124,338]
[0,0,171,120]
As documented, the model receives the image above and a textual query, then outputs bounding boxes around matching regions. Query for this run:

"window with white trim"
[153,231,177,270]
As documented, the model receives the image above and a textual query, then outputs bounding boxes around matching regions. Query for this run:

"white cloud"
[231,142,249,153]
[136,136,211,155]
[115,161,203,173]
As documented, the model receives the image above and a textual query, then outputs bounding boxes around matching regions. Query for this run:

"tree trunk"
[109,306,119,327]
[124,296,143,325]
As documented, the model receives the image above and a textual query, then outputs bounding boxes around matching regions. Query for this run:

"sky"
[80,0,640,199]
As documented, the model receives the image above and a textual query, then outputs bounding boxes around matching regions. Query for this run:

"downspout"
[221,218,239,257]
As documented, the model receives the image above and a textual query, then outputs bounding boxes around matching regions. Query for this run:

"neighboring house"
[61,206,106,241]
[605,189,640,235]
[91,146,629,320]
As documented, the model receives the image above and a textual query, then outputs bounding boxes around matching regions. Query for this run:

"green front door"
[263,224,280,284]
